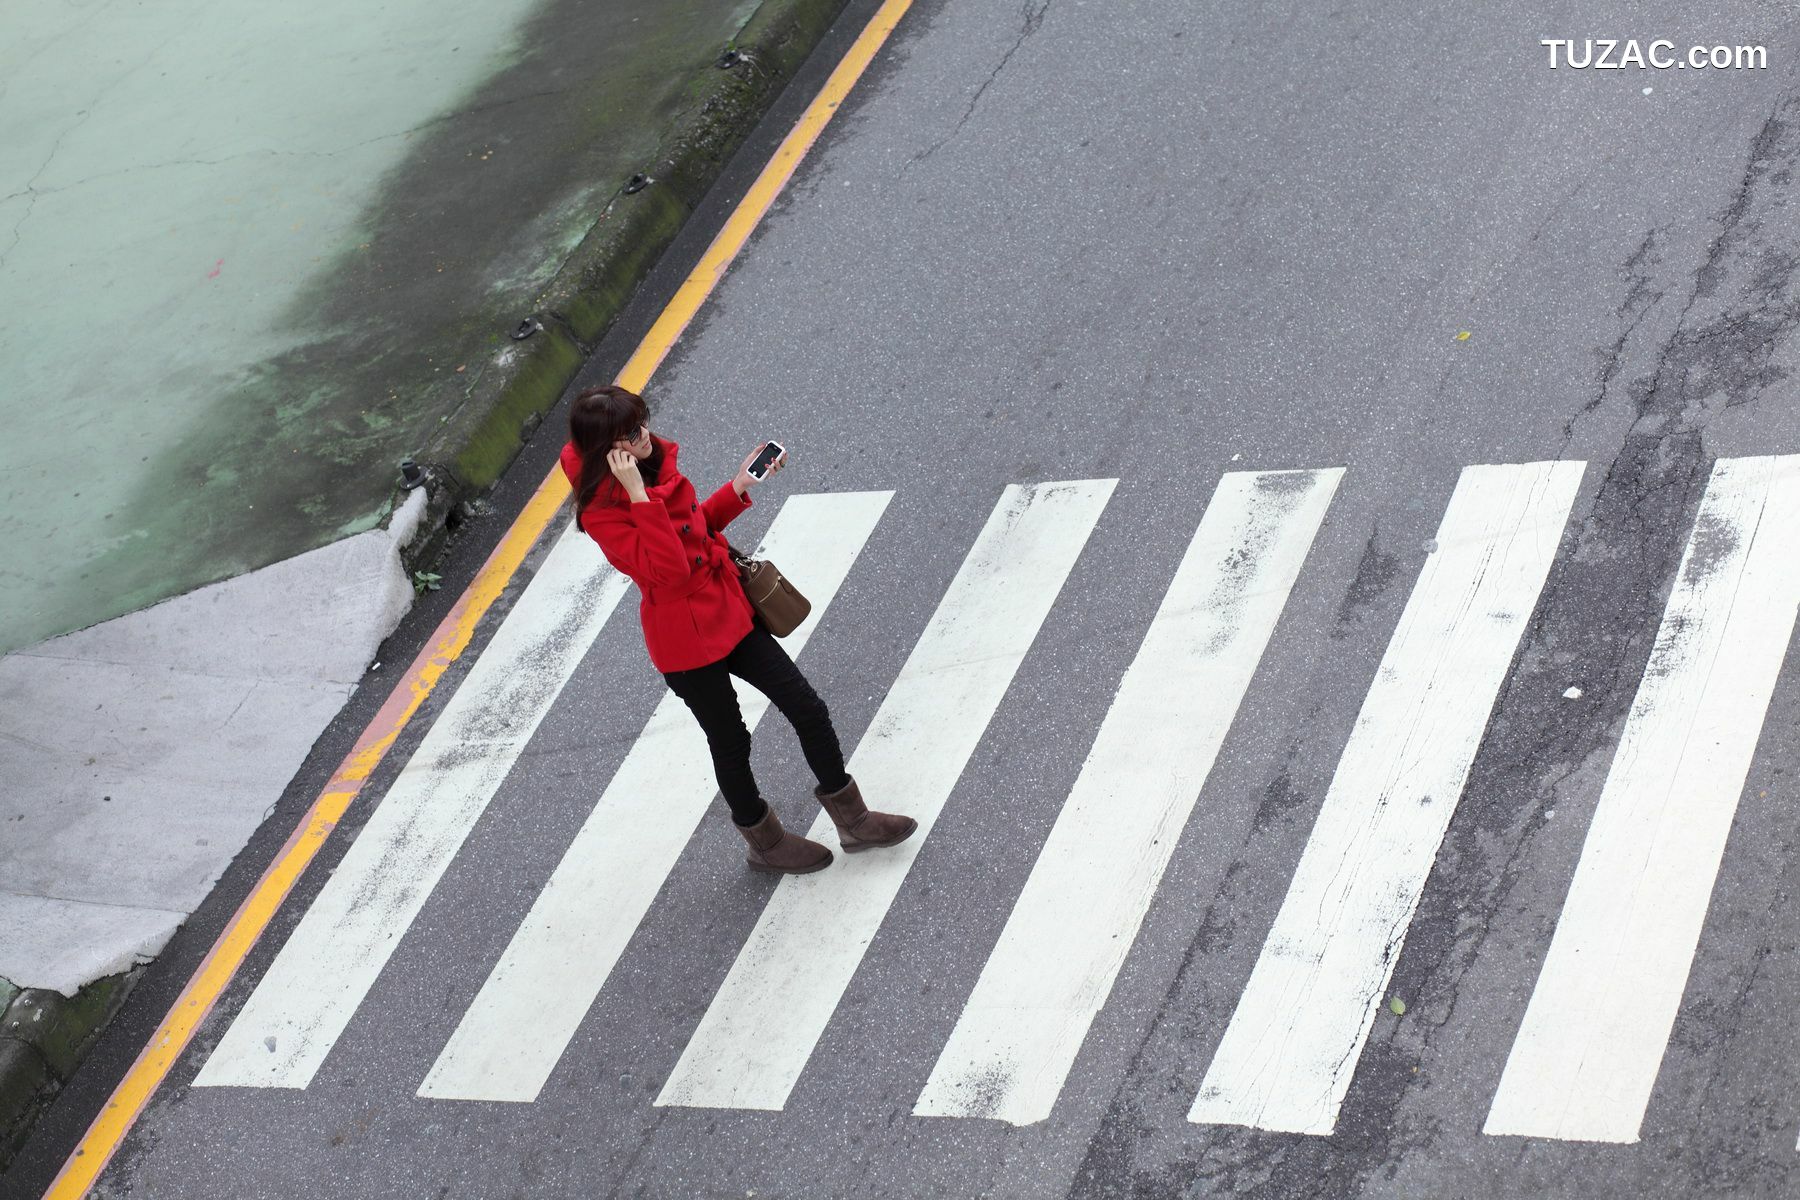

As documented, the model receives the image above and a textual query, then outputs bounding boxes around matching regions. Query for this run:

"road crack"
[911,0,1052,163]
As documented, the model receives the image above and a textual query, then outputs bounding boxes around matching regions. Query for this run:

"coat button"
[690,502,697,512]
[681,524,690,533]
[694,554,703,565]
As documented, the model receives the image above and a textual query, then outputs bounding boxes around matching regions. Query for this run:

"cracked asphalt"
[16,0,1800,1196]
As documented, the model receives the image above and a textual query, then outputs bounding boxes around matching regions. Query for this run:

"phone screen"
[748,441,783,480]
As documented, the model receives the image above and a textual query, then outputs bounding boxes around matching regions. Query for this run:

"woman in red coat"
[562,384,915,873]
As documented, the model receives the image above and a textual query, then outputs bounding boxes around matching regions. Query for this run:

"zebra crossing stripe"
[1485,455,1800,1144]
[654,479,1117,1111]
[194,524,631,1089]
[417,491,892,1102]
[1189,460,1585,1135]
[914,469,1343,1126]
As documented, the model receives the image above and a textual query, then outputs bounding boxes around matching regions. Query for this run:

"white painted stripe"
[915,469,1343,1126]
[655,480,1117,1111]
[195,524,631,1088]
[1190,461,1585,1135]
[1485,455,1800,1144]
[418,491,892,1102]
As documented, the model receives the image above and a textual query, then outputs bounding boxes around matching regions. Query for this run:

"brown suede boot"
[815,776,917,852]
[737,805,833,874]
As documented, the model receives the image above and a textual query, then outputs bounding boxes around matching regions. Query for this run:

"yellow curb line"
[44,1,912,1194]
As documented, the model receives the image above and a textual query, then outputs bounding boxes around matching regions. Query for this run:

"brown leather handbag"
[728,543,812,637]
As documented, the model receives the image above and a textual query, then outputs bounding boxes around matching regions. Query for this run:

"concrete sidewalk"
[0,0,852,1170]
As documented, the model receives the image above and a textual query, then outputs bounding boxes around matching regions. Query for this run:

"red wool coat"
[561,436,755,673]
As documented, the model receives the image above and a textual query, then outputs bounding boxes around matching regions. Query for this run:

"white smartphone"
[746,440,785,481]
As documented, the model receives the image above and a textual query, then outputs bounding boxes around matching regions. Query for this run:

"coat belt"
[642,556,726,605]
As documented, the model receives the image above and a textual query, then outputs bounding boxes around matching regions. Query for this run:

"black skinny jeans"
[661,623,851,826]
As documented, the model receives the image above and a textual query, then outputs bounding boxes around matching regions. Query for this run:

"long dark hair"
[568,384,663,523]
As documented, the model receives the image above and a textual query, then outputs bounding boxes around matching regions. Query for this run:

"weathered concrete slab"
[0,495,422,994]
[0,896,179,1001]
[0,653,352,913]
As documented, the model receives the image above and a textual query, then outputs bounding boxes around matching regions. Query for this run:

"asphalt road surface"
[18,0,1800,1196]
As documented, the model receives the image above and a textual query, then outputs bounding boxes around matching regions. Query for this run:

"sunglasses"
[619,421,648,443]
